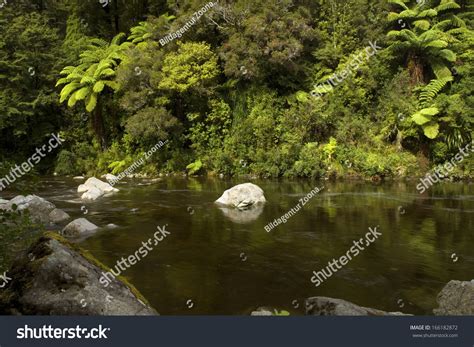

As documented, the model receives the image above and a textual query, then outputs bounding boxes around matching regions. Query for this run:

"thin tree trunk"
[407,52,424,85]
[114,0,119,33]
[93,98,107,150]
[396,129,403,151]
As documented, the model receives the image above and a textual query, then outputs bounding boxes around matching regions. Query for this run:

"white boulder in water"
[215,183,266,209]
[78,177,119,201]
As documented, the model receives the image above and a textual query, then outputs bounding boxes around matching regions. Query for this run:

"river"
[1,177,473,315]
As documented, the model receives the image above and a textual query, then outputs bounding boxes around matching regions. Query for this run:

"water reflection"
[218,204,264,224]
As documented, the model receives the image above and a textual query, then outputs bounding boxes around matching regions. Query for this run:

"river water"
[2,177,473,315]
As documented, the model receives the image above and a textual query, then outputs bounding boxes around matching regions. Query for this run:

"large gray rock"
[0,195,69,225]
[78,177,119,201]
[215,183,266,209]
[62,218,98,238]
[305,297,409,316]
[433,280,474,315]
[49,208,71,224]
[0,233,157,315]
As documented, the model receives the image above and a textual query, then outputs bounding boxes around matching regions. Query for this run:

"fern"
[419,77,453,107]
[186,160,203,176]
[388,0,409,11]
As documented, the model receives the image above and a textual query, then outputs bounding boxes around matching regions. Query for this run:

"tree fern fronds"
[419,76,453,107]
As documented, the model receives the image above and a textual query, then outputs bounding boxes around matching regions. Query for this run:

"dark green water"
[3,177,474,315]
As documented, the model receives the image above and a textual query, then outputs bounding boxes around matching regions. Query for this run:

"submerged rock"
[305,297,410,316]
[0,195,69,225]
[78,177,119,201]
[215,183,266,209]
[433,280,474,315]
[0,233,157,315]
[62,218,98,238]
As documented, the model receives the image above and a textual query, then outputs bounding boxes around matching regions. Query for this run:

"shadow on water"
[2,177,473,315]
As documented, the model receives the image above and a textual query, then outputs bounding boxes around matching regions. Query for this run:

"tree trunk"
[407,52,424,85]
[396,129,403,151]
[93,98,107,150]
[114,0,119,33]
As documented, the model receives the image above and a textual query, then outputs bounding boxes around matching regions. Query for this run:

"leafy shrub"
[186,159,203,176]
[291,142,326,178]
[0,206,43,269]
[54,150,77,175]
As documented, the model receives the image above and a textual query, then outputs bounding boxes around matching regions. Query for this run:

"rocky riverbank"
[0,232,157,315]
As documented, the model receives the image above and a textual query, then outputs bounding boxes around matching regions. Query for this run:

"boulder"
[77,184,89,194]
[215,183,266,209]
[78,177,119,201]
[0,195,69,225]
[0,233,157,315]
[433,280,474,315]
[305,297,410,316]
[0,198,8,204]
[81,187,102,201]
[48,208,70,224]
[62,218,98,238]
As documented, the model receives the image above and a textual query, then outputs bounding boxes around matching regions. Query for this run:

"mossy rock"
[0,232,157,315]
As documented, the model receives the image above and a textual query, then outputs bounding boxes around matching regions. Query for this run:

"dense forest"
[0,0,473,182]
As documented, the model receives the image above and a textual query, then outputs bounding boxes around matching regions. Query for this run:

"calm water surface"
[3,177,474,315]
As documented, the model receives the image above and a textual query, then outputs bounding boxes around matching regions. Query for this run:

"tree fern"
[56,33,130,148]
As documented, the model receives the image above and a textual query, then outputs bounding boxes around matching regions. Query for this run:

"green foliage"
[386,0,466,83]
[57,33,130,111]
[186,159,203,176]
[159,42,219,93]
[0,0,471,180]
[187,99,232,168]
[291,143,326,178]
[411,107,441,139]
[344,145,420,177]
[55,150,78,175]
[0,207,44,269]
[419,77,453,106]
[56,33,132,148]
[125,107,178,147]
[128,14,176,49]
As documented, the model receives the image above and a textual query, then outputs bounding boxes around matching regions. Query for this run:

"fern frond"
[419,77,453,106]
[388,0,409,11]
[436,1,461,13]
